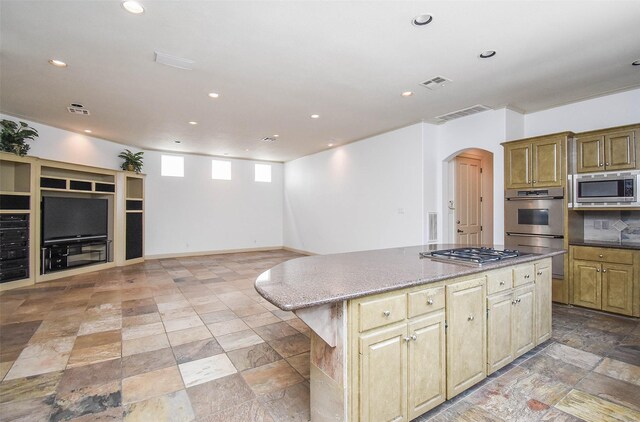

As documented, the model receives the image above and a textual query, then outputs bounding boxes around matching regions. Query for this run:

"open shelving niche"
[0,153,36,290]
[115,173,145,265]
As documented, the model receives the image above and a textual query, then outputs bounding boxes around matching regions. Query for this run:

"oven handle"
[506,233,564,239]
[506,196,563,201]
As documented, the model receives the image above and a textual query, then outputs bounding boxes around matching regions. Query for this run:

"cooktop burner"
[420,247,523,266]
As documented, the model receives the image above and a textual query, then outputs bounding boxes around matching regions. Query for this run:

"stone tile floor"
[0,249,638,421]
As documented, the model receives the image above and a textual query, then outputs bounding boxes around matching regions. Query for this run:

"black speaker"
[126,213,143,260]
[40,177,67,189]
[95,183,115,193]
[0,194,30,210]
[69,180,92,191]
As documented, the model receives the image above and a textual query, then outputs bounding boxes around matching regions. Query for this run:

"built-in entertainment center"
[0,152,145,289]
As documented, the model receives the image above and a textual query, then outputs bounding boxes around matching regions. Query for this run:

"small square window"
[161,155,184,177]
[211,160,231,180]
[255,164,271,183]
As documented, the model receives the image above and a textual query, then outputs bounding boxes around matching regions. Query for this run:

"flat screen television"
[42,197,108,244]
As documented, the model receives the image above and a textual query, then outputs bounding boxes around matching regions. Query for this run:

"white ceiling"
[1,1,639,162]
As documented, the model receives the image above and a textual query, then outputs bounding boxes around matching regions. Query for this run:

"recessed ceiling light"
[208,92,220,98]
[633,60,640,66]
[122,1,144,14]
[245,149,250,152]
[84,129,92,133]
[174,140,181,144]
[328,143,334,147]
[48,59,67,67]
[310,114,320,119]
[273,134,280,138]
[188,121,197,125]
[412,14,433,26]
[479,50,497,59]
[401,91,414,97]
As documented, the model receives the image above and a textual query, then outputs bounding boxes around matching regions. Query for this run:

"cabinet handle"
[596,268,600,272]
[404,336,412,342]
[411,334,417,341]
[599,162,604,167]
[512,300,517,305]
[599,254,604,258]
[602,269,607,273]
[537,271,542,276]
[426,298,434,305]
[516,298,521,303]
[499,281,505,286]
[605,163,610,166]
[468,314,475,321]
[525,274,530,279]
[383,310,391,317]
[532,180,537,184]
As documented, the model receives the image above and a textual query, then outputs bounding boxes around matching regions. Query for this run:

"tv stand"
[41,239,112,274]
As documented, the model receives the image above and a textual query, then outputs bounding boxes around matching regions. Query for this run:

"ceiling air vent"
[154,51,194,70]
[420,76,452,90]
[261,137,276,143]
[67,107,90,115]
[435,104,492,122]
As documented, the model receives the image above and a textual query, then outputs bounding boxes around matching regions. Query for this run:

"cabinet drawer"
[487,268,513,295]
[408,286,444,318]
[513,264,535,287]
[358,293,407,332]
[572,246,633,265]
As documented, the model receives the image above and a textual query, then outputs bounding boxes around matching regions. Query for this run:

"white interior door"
[455,156,482,245]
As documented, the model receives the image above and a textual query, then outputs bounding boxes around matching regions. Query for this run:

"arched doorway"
[443,148,494,245]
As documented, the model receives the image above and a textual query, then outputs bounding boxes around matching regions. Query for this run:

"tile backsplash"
[583,211,640,244]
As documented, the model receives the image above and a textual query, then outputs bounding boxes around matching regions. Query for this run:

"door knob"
[599,254,604,258]
[383,310,391,317]
[468,314,475,321]
[499,281,505,286]
[457,220,461,224]
[426,298,434,305]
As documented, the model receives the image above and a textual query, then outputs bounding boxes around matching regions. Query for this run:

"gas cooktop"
[420,247,523,266]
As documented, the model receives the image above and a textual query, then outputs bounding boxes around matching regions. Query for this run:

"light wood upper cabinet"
[601,263,634,316]
[532,138,562,187]
[535,262,553,344]
[504,135,565,189]
[446,277,486,399]
[407,312,446,420]
[359,324,408,422]
[576,127,637,173]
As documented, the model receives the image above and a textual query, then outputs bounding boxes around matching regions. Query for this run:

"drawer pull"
[426,298,434,305]
[468,314,475,321]
[524,274,530,279]
[383,310,391,317]
[599,254,604,258]
[411,334,417,341]
[499,281,505,286]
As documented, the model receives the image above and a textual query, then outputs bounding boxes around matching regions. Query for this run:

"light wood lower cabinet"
[512,284,535,357]
[487,291,514,374]
[570,246,637,317]
[359,324,408,422]
[446,277,486,399]
[408,311,446,419]
[535,261,552,344]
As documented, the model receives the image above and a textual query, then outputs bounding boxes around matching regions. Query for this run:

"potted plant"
[118,149,144,173]
[1,119,39,156]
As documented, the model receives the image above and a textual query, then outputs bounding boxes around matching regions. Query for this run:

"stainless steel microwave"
[574,171,639,206]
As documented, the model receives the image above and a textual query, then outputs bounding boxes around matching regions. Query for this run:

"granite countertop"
[569,240,640,250]
[255,244,566,311]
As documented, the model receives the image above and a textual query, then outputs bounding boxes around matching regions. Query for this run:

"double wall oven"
[505,187,564,278]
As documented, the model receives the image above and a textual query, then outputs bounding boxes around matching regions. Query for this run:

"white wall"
[525,88,640,136]
[144,152,282,256]
[1,114,283,257]
[284,124,424,254]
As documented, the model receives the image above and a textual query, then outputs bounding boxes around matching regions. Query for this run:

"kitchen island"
[255,245,565,422]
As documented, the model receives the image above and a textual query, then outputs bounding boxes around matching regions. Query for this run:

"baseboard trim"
[145,246,288,260]
[282,246,316,256]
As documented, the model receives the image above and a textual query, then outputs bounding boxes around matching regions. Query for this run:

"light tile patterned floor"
[0,249,638,421]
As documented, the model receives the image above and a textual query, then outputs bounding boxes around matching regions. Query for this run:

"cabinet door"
[535,261,552,344]
[605,130,636,171]
[601,263,634,316]
[446,277,486,399]
[532,138,562,187]
[572,259,601,309]
[576,135,604,173]
[487,292,513,374]
[359,324,408,422]
[512,284,535,357]
[407,311,446,419]
[505,143,531,189]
